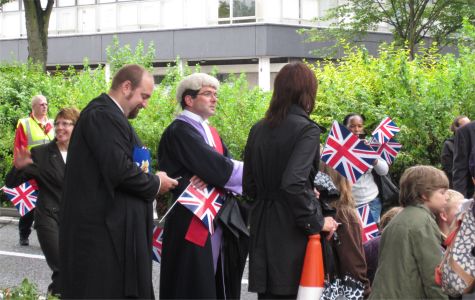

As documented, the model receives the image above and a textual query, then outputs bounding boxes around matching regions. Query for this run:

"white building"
[0,0,392,90]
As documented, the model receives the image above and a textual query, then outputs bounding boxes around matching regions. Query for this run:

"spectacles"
[54,121,74,127]
[197,91,218,98]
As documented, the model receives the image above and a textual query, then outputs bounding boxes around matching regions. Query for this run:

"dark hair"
[180,89,200,109]
[55,107,80,125]
[343,113,366,127]
[450,115,469,132]
[264,62,317,126]
[110,64,148,91]
[399,165,449,207]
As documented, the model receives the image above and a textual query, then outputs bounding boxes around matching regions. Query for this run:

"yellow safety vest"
[17,116,55,150]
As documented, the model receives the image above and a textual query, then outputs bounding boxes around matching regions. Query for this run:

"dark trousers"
[19,209,35,239]
[35,209,60,295]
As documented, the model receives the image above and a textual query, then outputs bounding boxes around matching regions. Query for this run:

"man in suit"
[453,121,475,198]
[59,64,178,299]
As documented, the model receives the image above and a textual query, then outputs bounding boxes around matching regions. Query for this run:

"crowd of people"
[3,62,475,299]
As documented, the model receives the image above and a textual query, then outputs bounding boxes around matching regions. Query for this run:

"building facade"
[0,0,392,90]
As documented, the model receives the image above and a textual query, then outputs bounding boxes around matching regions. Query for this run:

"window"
[218,0,255,24]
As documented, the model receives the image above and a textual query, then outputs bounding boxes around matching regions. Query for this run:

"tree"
[0,0,54,70]
[300,0,475,59]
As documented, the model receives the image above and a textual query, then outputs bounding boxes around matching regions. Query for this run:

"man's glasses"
[197,91,218,98]
[54,121,74,127]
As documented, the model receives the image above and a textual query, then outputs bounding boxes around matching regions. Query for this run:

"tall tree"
[300,0,475,59]
[0,0,54,70]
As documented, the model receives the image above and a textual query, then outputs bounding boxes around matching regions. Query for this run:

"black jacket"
[5,141,64,227]
[59,94,160,299]
[453,121,475,198]
[243,105,325,295]
[441,136,455,188]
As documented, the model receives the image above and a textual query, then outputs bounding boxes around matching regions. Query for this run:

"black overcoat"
[157,119,249,299]
[59,94,160,299]
[453,121,475,197]
[243,105,325,295]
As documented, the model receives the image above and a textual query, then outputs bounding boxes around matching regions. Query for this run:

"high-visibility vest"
[17,116,55,150]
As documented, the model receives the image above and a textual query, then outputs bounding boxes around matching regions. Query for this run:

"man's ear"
[121,80,132,95]
[184,95,194,108]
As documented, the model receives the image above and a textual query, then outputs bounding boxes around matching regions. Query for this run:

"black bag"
[373,172,400,214]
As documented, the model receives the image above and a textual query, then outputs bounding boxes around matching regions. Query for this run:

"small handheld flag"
[177,184,224,234]
[321,121,378,184]
[356,204,379,243]
[2,180,38,216]
[152,226,163,263]
[370,138,402,165]
[371,117,400,145]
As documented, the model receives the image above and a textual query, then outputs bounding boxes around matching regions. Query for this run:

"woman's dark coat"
[243,105,325,295]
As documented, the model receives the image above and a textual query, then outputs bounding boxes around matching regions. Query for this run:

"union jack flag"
[356,204,380,243]
[321,121,378,184]
[152,226,163,263]
[2,180,38,216]
[370,138,402,165]
[177,184,224,234]
[372,117,400,145]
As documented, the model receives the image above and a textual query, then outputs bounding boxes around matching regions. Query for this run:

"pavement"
[0,208,256,299]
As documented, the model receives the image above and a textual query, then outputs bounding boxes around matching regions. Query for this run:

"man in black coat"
[453,121,475,198]
[59,64,178,299]
[158,73,249,299]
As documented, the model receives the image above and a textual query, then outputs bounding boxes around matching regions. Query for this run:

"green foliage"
[106,35,156,76]
[0,278,59,300]
[300,0,475,59]
[309,41,475,180]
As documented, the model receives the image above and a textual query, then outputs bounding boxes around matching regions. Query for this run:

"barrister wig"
[176,73,220,107]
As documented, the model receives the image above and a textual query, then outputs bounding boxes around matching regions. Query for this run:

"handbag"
[321,275,365,300]
[435,202,475,296]
[375,173,400,213]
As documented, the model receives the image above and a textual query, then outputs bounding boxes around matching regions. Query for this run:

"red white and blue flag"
[370,138,402,165]
[152,226,163,263]
[2,180,38,216]
[372,117,400,145]
[356,204,380,243]
[321,121,378,184]
[177,184,224,234]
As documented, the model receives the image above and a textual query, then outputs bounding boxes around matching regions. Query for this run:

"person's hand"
[190,175,207,191]
[313,188,320,199]
[14,147,33,169]
[322,216,339,240]
[156,171,178,194]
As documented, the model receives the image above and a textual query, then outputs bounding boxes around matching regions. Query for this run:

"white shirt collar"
[181,109,207,124]
[108,94,124,114]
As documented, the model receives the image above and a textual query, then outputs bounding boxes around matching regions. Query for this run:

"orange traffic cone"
[296,234,325,300]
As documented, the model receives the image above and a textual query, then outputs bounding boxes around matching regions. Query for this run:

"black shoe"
[19,237,29,246]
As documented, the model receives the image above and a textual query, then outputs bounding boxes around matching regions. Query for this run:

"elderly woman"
[5,107,80,296]
[243,62,337,299]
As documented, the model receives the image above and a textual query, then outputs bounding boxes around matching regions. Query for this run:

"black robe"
[59,93,160,299]
[157,119,249,299]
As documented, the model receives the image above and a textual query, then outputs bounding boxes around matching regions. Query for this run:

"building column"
[105,63,111,84]
[177,57,186,75]
[258,57,271,91]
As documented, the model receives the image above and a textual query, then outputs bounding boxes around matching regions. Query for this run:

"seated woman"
[5,107,80,296]
[369,166,449,299]
[343,113,389,222]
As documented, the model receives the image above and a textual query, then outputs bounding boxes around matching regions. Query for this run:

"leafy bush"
[0,278,58,300]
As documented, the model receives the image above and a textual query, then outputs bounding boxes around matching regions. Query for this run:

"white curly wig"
[176,73,220,102]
